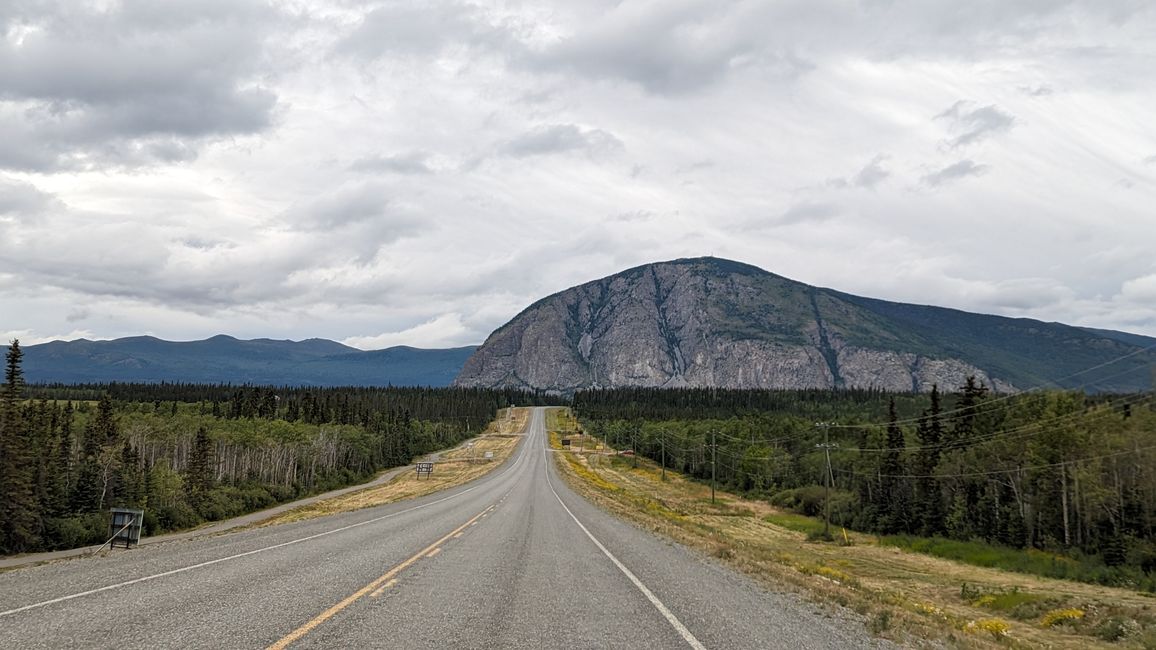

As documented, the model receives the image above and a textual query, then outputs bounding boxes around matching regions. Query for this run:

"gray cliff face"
[454,258,1015,392]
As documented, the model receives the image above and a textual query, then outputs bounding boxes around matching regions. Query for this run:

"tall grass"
[879,535,1156,592]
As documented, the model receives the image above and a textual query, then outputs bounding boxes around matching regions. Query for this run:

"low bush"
[42,513,106,550]
[883,535,1156,591]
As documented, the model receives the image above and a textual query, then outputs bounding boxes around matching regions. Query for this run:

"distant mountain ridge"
[454,257,1156,393]
[22,335,476,387]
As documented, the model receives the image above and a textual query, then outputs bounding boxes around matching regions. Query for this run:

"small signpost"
[107,508,144,549]
[483,451,494,460]
[561,438,571,447]
[415,462,434,478]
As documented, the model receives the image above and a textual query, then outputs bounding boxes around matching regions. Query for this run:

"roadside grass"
[551,409,1156,649]
[256,408,527,526]
[763,512,827,536]
[874,535,1150,590]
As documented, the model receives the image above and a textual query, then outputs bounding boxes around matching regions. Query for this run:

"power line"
[843,391,1150,454]
[834,443,1156,480]
[690,391,1148,462]
[826,348,1155,430]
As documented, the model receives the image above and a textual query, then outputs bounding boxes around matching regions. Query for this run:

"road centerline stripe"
[267,504,495,649]
[369,578,398,598]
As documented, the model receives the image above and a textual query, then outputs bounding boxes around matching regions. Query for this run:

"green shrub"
[883,535,1156,591]
[1093,618,1140,642]
[155,502,202,531]
[869,610,892,634]
[768,486,857,526]
[42,513,106,550]
[764,512,825,535]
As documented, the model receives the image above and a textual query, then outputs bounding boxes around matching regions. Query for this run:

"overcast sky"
[2,0,1155,350]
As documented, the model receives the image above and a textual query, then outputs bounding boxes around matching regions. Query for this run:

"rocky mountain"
[22,335,476,387]
[454,257,1156,393]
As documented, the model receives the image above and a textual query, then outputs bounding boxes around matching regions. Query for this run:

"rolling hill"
[21,335,476,387]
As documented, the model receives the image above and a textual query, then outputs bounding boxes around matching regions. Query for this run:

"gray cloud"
[0,176,58,219]
[1018,84,1054,97]
[677,160,715,174]
[4,0,1156,347]
[779,201,840,226]
[921,159,990,186]
[0,0,282,171]
[349,151,433,175]
[336,1,511,59]
[823,156,890,190]
[65,308,91,324]
[284,183,395,231]
[499,124,623,158]
[527,2,812,94]
[611,210,656,223]
[852,156,890,188]
[935,101,1016,148]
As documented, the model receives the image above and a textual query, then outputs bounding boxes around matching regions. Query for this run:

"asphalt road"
[0,408,891,649]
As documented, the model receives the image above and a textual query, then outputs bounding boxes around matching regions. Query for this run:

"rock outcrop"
[454,257,1152,393]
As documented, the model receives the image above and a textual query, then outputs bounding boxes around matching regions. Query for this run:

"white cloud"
[1120,274,1156,302]
[1,329,105,346]
[2,0,1155,348]
[342,313,471,350]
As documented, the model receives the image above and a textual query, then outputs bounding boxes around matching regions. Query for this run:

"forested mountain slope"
[22,335,476,387]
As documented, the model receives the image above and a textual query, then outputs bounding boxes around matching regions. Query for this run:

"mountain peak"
[455,257,1154,393]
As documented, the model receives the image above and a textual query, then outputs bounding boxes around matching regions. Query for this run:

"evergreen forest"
[4,332,1155,591]
[0,340,555,554]
[573,383,1156,589]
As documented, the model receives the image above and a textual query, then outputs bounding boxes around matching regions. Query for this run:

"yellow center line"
[425,548,442,558]
[267,504,495,649]
[369,579,397,598]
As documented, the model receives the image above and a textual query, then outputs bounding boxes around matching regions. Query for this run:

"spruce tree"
[914,385,945,536]
[51,402,74,515]
[116,441,144,508]
[0,341,41,552]
[185,426,214,513]
[880,397,907,533]
[72,397,117,513]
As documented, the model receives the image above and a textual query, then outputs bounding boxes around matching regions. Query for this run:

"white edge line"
[1,422,533,619]
[542,438,707,650]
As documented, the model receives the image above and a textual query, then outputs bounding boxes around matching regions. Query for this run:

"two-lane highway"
[0,408,890,648]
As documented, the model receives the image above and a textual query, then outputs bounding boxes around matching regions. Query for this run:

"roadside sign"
[415,462,434,478]
[561,438,571,447]
[484,451,494,459]
[108,508,144,548]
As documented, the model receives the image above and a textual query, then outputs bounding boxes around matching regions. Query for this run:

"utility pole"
[711,430,717,504]
[661,430,667,481]
[632,432,638,468]
[815,421,837,537]
[1150,363,1156,410]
